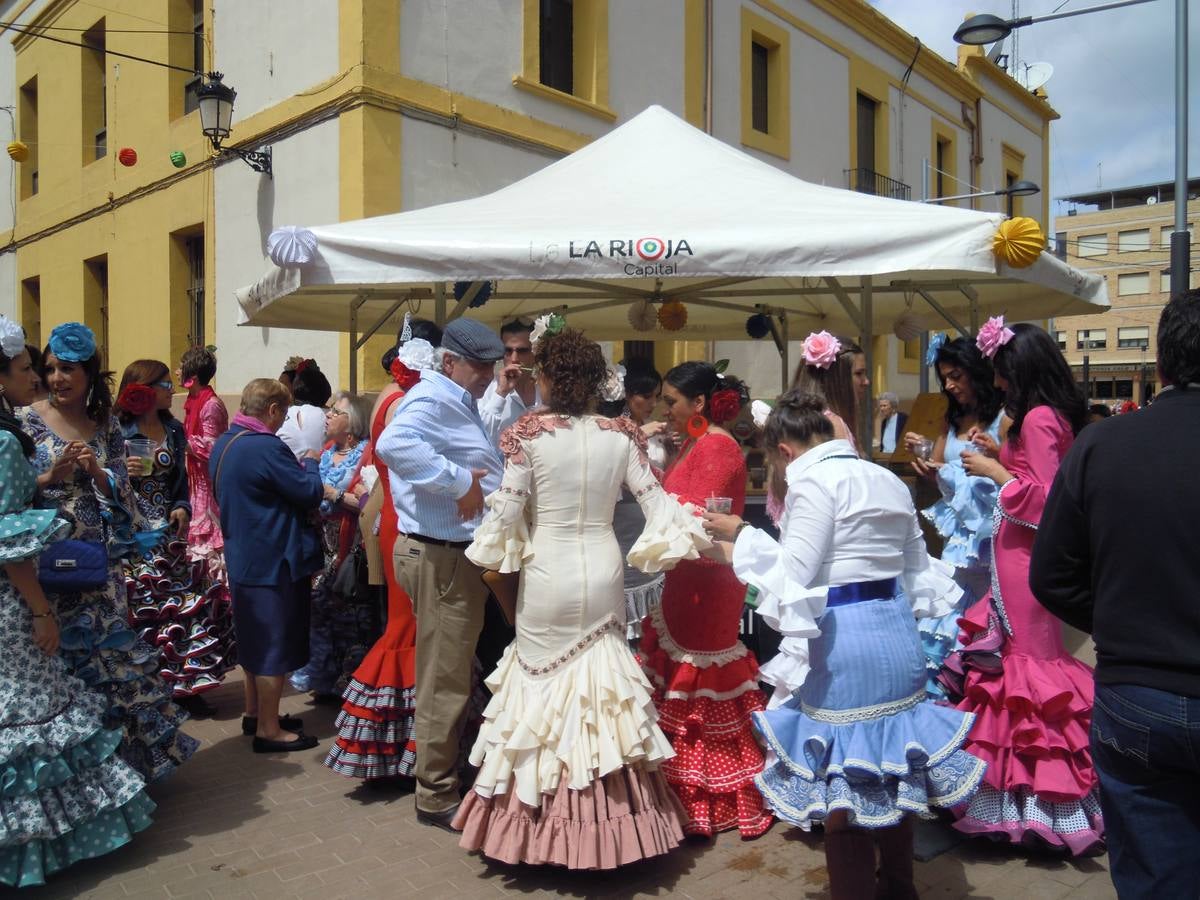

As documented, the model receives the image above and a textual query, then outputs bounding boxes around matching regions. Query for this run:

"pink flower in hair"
[802,331,842,369]
[976,315,1015,358]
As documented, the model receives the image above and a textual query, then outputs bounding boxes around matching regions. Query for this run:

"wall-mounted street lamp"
[197,72,272,177]
[923,180,1040,205]
[954,0,1188,295]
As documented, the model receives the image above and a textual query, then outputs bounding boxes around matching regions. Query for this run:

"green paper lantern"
[169,150,187,168]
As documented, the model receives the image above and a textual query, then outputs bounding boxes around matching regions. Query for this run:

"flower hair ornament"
[750,399,773,429]
[925,332,948,367]
[801,331,842,370]
[599,364,626,403]
[398,311,413,344]
[48,322,97,363]
[0,315,25,360]
[709,387,742,425]
[117,383,157,417]
[976,315,1015,359]
[530,312,566,349]
[390,337,437,390]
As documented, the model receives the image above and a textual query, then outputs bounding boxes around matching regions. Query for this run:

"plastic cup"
[914,438,934,461]
[705,496,733,514]
[126,439,155,477]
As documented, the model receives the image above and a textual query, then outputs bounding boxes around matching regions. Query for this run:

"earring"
[686,414,709,438]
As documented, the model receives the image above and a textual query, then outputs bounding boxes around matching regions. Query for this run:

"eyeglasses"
[153,380,174,390]
[326,407,348,417]
[504,346,533,357]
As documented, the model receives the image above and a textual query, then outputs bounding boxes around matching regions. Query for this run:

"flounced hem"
[0,789,155,888]
[640,605,755,675]
[0,690,108,773]
[670,781,773,839]
[343,647,417,708]
[756,744,986,830]
[464,501,533,575]
[623,577,663,640]
[329,705,416,746]
[752,702,978,782]
[468,630,675,808]
[454,764,687,870]
[921,502,992,571]
[0,725,123,799]
[952,784,1104,857]
[323,740,416,780]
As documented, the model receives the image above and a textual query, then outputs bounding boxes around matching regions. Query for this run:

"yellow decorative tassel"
[657,299,688,332]
[993,216,1045,269]
[6,140,29,162]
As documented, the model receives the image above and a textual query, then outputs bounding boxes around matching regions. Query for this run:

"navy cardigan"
[210,424,324,586]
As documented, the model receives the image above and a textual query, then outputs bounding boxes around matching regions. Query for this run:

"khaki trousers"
[393,535,487,814]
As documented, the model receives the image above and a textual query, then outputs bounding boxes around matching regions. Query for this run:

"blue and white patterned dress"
[0,430,155,888]
[19,407,197,783]
[918,416,1002,699]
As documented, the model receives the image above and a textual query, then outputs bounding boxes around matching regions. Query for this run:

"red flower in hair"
[294,359,312,376]
[118,383,157,416]
[389,357,421,391]
[709,388,742,425]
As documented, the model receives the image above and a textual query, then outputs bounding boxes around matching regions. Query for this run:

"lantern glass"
[197,77,236,142]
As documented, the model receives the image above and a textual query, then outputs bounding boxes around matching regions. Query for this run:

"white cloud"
[871,0,1199,207]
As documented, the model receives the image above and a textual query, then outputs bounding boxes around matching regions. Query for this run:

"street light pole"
[1170,0,1189,296]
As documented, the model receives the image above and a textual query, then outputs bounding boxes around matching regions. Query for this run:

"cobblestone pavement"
[23,673,1117,900]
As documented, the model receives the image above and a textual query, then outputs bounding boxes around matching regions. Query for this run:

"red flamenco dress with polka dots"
[640,430,771,838]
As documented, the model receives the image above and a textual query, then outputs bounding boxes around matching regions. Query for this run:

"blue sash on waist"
[826,577,898,608]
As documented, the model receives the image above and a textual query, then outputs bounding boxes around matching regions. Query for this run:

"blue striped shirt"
[375,370,504,542]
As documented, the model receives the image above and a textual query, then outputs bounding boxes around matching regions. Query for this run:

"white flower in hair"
[0,316,25,360]
[396,338,437,371]
[751,400,772,429]
[529,314,551,347]
[599,364,626,403]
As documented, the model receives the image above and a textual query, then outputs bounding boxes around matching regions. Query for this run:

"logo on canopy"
[635,237,666,260]
[560,236,694,276]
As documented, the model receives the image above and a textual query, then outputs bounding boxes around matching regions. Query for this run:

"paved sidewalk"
[25,673,1118,900]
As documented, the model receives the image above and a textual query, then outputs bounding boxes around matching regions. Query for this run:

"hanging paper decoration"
[118,147,138,167]
[267,225,319,267]
[169,150,187,168]
[453,280,493,308]
[627,299,657,332]
[993,216,1045,269]
[657,299,688,331]
[6,141,28,162]
[892,309,925,342]
[745,313,771,339]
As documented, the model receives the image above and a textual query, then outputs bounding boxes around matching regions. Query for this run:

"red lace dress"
[639,431,771,838]
[324,389,418,779]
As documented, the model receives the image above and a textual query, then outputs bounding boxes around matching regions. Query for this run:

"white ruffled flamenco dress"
[452,414,710,869]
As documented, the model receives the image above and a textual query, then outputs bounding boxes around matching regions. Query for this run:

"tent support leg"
[349,295,362,395]
[959,286,981,334]
[860,276,874,452]
[779,314,790,394]
[434,282,447,326]
[915,288,969,338]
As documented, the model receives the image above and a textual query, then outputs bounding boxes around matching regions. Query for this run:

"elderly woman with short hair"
[290,390,379,700]
[211,378,324,752]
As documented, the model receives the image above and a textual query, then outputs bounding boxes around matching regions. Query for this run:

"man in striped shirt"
[376,318,504,830]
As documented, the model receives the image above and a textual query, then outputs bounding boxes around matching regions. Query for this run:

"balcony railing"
[844,167,912,201]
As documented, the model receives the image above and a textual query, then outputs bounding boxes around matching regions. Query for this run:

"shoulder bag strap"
[213,430,253,490]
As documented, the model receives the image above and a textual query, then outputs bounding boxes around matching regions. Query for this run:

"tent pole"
[860,276,874,452]
[959,286,981,334]
[434,282,447,326]
[349,295,362,395]
[915,288,969,338]
[780,313,790,395]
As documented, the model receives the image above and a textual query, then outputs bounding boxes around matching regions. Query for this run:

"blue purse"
[38,539,108,593]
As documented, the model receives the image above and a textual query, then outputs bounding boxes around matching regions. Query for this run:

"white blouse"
[276,404,327,458]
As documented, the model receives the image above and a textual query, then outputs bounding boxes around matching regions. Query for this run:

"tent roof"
[236,105,1108,341]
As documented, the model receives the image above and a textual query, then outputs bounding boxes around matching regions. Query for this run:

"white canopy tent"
[236,105,1107,394]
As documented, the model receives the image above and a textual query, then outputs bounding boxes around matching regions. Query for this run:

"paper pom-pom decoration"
[892,309,925,342]
[267,226,319,267]
[118,147,138,167]
[745,313,771,340]
[6,141,28,162]
[993,216,1045,269]
[169,150,187,168]
[627,299,657,332]
[657,299,688,331]
[453,281,493,308]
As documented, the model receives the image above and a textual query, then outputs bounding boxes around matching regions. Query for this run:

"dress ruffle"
[639,607,771,838]
[454,763,687,870]
[625,497,710,574]
[0,512,69,563]
[465,494,533,574]
[468,618,674,808]
[323,677,417,780]
[943,597,1103,853]
[922,461,997,571]
[623,575,663,641]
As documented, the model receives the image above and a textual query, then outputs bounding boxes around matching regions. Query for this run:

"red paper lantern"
[118,147,138,167]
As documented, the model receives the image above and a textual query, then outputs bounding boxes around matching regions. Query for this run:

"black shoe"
[178,695,218,719]
[252,732,319,753]
[242,714,304,736]
[415,804,461,833]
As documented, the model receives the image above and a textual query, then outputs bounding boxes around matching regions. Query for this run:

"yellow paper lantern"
[993,216,1045,269]
[657,299,688,332]
[6,140,29,162]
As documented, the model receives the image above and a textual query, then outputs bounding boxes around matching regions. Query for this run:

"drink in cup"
[705,496,733,514]
[913,438,934,462]
[125,439,155,477]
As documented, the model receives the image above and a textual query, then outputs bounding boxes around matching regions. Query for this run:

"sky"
[870,0,1198,211]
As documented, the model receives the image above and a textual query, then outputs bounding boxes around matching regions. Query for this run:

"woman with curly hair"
[638,360,773,839]
[20,324,197,782]
[454,322,710,868]
[117,359,234,716]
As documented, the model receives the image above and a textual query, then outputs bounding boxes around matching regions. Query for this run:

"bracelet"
[733,520,751,540]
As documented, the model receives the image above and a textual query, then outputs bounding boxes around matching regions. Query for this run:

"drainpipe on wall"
[962,100,984,208]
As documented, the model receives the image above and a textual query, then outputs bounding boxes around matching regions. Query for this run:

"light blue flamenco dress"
[736,537,986,829]
[918,418,1001,699]
[0,431,155,888]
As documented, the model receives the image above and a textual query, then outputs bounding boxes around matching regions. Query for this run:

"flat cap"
[442,318,505,363]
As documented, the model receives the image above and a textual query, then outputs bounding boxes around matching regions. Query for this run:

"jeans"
[1091,682,1200,900]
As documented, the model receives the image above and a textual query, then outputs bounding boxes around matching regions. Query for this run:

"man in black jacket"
[1030,288,1200,900]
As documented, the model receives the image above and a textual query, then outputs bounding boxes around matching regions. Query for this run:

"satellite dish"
[1147,196,1158,205]
[987,39,1006,63]
[1018,62,1054,92]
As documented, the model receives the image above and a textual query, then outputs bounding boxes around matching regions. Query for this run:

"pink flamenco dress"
[941,406,1103,855]
[639,431,772,839]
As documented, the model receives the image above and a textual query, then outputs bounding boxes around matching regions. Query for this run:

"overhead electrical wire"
[0,20,197,74]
